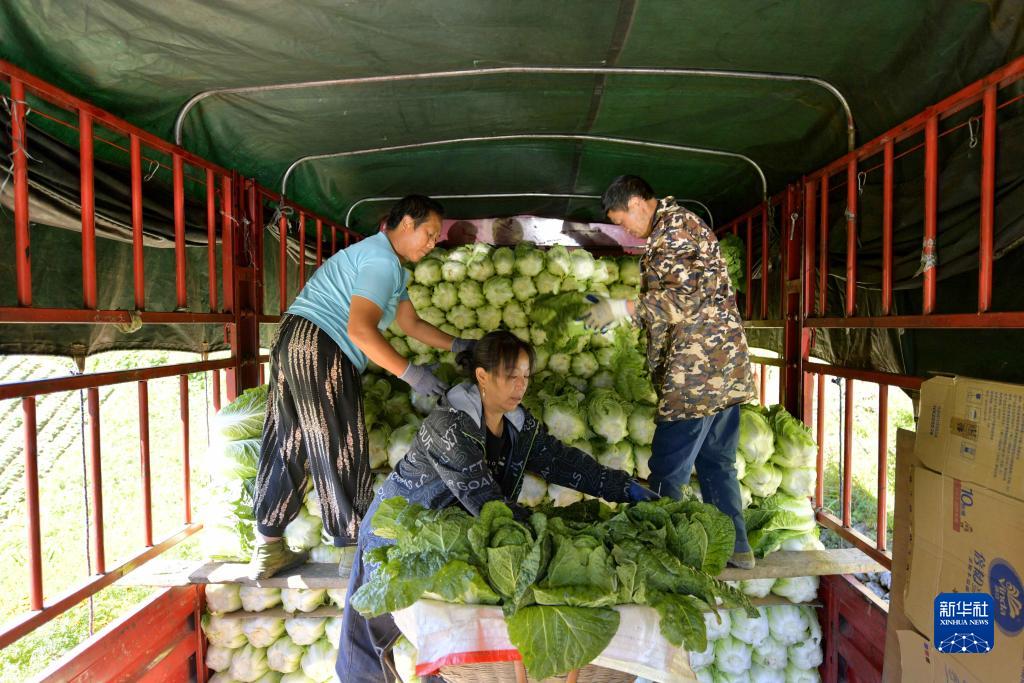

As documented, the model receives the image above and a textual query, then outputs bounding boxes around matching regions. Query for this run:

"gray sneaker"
[338,546,357,577]
[248,540,308,580]
[727,551,756,570]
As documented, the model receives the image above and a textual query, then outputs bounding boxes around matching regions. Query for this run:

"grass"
[0,351,218,682]
[815,380,915,550]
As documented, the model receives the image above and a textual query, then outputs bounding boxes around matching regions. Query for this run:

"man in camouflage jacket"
[584,175,756,568]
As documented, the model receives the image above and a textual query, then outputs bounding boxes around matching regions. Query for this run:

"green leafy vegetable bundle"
[351,496,757,679]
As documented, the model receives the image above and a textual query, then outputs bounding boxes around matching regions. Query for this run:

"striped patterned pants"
[254,314,374,546]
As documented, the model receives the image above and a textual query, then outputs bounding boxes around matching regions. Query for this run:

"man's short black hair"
[384,195,445,230]
[601,175,655,213]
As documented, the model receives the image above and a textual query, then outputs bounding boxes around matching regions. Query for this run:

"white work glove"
[581,294,631,332]
[399,363,448,397]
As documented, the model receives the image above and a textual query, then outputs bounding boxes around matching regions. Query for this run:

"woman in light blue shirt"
[250,195,472,579]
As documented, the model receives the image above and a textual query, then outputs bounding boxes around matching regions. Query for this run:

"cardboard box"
[903,465,1024,682]
[882,430,918,683]
[897,629,984,682]
[916,375,1024,502]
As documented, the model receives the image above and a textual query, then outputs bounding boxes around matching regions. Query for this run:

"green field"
[0,351,219,681]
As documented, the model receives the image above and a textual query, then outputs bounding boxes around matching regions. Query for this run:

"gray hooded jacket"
[362,381,633,541]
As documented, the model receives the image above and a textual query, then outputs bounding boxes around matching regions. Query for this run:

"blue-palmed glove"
[581,294,631,332]
[451,337,476,356]
[399,363,448,397]
[628,480,660,503]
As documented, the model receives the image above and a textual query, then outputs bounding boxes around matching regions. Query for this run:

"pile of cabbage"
[201,389,355,683]
[202,385,265,561]
[202,583,344,683]
[200,243,825,682]
[684,604,824,683]
[736,404,818,507]
[201,385,349,569]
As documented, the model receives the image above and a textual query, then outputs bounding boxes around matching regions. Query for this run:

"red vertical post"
[842,379,854,528]
[882,140,894,315]
[731,222,738,236]
[298,213,307,286]
[180,375,191,525]
[252,190,266,320]
[211,369,222,412]
[194,585,209,683]
[782,185,804,416]
[221,176,234,313]
[138,380,153,547]
[818,174,829,315]
[279,214,288,314]
[235,181,262,393]
[745,216,753,319]
[923,115,939,314]
[803,181,817,318]
[23,397,43,610]
[331,226,338,255]
[802,372,814,425]
[80,111,97,309]
[316,218,323,267]
[344,231,351,248]
[11,79,32,307]
[207,169,218,313]
[760,204,769,320]
[259,363,266,385]
[86,387,105,574]
[877,385,889,552]
[130,135,145,310]
[845,159,857,317]
[979,87,997,313]
[815,374,825,509]
[759,363,767,405]
[173,154,187,310]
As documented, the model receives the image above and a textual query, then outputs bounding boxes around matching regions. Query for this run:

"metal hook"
[968,116,981,149]
[265,203,295,233]
[143,159,160,182]
[857,171,867,196]
[789,212,799,241]
[219,209,240,227]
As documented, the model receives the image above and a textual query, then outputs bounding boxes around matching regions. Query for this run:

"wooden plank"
[118,561,350,589]
[717,548,883,581]
[123,548,882,590]
[217,605,345,620]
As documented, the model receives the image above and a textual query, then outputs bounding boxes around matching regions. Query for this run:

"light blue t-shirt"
[287,231,409,373]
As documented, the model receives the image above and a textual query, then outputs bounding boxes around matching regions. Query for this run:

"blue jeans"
[336,497,445,683]
[336,538,401,682]
[648,404,750,553]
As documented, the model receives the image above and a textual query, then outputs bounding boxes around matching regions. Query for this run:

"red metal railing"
[801,54,1024,329]
[0,57,362,657]
[253,184,360,322]
[1,59,238,324]
[715,54,1024,571]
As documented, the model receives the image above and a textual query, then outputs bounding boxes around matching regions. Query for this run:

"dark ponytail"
[456,330,535,382]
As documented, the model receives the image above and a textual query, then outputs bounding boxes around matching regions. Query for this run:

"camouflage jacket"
[634,197,755,420]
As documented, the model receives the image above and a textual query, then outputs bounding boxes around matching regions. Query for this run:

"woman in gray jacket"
[337,330,657,682]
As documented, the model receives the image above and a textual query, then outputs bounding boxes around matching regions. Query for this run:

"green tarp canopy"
[2,1,1021,229]
[1,1,1023,382]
